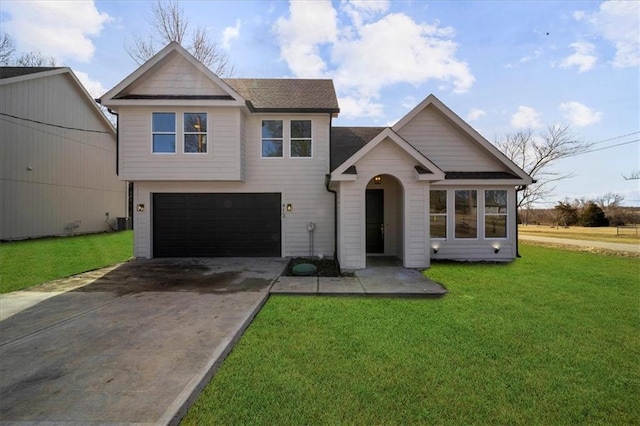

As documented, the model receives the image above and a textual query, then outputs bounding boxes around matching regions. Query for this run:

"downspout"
[107,108,119,176]
[325,113,339,268]
[515,185,526,258]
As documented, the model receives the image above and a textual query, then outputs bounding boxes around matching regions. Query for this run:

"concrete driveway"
[0,258,287,425]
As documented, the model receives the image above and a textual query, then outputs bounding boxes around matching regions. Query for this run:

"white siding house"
[0,67,127,240]
[101,42,533,269]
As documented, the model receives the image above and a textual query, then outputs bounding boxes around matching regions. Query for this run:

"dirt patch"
[284,257,352,277]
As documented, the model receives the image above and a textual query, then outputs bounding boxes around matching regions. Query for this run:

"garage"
[152,193,281,257]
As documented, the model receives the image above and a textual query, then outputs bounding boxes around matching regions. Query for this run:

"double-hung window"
[184,113,207,153]
[455,190,478,239]
[261,120,283,158]
[152,112,176,153]
[429,190,447,239]
[291,120,312,157]
[485,190,508,238]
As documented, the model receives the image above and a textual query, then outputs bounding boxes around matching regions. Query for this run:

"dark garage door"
[153,193,281,257]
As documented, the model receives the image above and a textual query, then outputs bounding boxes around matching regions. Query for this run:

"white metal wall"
[0,73,126,240]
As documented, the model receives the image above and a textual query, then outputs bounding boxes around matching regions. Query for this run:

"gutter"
[325,113,339,269]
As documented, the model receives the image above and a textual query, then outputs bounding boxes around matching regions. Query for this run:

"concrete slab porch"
[270,257,447,297]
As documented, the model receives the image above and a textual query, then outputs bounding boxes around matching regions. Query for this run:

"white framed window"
[152,112,176,153]
[430,190,447,239]
[184,113,207,153]
[455,189,478,239]
[262,120,283,158]
[290,120,312,158]
[485,190,508,239]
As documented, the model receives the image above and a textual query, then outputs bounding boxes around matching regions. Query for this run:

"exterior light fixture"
[493,244,501,253]
[374,175,382,184]
[137,204,145,212]
[286,204,292,212]
[433,247,439,254]
[432,243,441,254]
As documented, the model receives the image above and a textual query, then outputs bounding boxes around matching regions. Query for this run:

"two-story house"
[100,42,533,270]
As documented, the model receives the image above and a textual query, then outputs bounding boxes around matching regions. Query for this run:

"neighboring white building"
[100,42,533,269]
[0,67,127,240]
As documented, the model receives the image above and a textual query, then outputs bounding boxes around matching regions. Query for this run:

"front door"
[366,189,384,253]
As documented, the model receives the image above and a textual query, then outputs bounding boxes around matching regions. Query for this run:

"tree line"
[521,193,638,227]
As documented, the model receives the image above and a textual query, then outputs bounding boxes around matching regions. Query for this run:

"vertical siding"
[131,114,334,259]
[118,106,242,180]
[397,105,504,172]
[0,73,127,240]
[128,53,229,97]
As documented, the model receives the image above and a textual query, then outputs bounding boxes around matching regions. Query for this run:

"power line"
[588,131,640,146]
[575,139,640,156]
[0,116,115,153]
[0,112,111,134]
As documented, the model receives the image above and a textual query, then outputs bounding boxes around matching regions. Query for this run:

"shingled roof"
[224,78,340,113]
[330,127,385,171]
[0,67,61,79]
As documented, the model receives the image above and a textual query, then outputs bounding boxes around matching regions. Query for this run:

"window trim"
[429,189,448,240]
[151,112,176,154]
[484,189,508,240]
[261,119,284,159]
[183,112,208,154]
[453,189,479,240]
[290,119,313,159]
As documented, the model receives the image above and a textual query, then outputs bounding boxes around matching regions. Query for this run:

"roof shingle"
[224,78,339,113]
[330,126,385,171]
[0,67,62,79]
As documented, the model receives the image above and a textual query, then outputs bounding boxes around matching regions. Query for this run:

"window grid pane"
[184,113,207,153]
[262,140,283,157]
[430,216,447,239]
[291,120,312,158]
[455,190,477,239]
[152,113,175,153]
[485,216,507,238]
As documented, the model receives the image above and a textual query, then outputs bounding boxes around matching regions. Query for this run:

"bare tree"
[595,192,624,210]
[623,171,640,180]
[495,124,593,211]
[0,32,15,65]
[0,31,56,66]
[125,0,233,76]
[14,51,56,67]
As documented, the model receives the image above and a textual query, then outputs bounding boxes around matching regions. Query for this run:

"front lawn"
[183,243,639,425]
[0,231,133,293]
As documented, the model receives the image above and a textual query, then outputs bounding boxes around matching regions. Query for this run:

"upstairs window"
[291,120,312,157]
[485,190,508,238]
[184,113,207,153]
[429,190,447,239]
[262,120,283,158]
[152,112,176,153]
[455,190,478,239]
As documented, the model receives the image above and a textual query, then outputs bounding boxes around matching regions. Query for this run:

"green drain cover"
[292,263,317,276]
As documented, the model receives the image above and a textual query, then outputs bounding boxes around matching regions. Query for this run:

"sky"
[1,0,639,207]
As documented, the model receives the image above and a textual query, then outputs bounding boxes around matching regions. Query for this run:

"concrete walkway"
[271,257,447,297]
[0,258,287,425]
[519,234,639,253]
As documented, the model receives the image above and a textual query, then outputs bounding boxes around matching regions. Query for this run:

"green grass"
[0,231,133,293]
[183,244,640,425]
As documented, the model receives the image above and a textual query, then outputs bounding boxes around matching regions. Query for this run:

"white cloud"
[520,49,543,63]
[274,1,338,77]
[222,20,241,50]
[2,1,110,63]
[273,1,474,119]
[560,41,597,72]
[339,96,384,119]
[74,71,107,99]
[511,106,542,129]
[590,0,640,68]
[466,108,486,122]
[573,10,586,21]
[559,101,602,127]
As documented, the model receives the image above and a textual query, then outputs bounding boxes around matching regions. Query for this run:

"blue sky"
[2,0,639,206]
